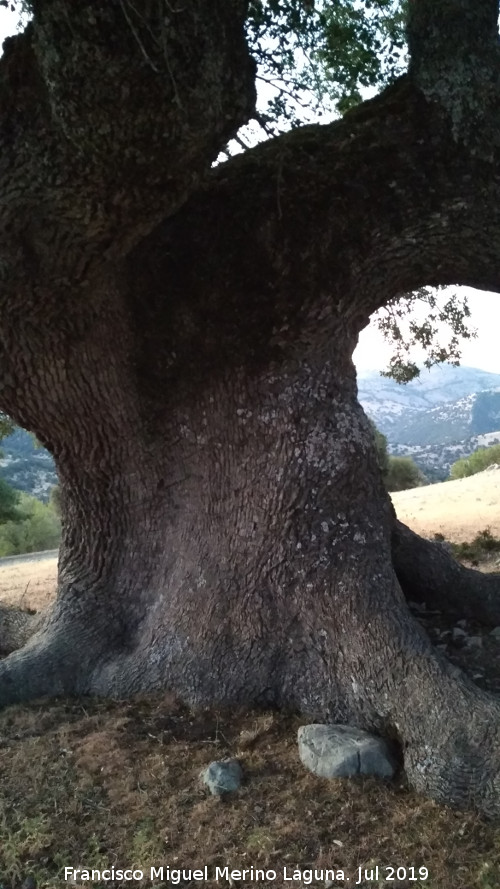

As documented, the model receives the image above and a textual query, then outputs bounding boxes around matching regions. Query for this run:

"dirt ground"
[391,466,500,542]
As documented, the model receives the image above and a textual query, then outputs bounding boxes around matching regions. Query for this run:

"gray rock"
[466,635,483,649]
[490,626,500,640]
[200,759,243,795]
[298,724,396,780]
[452,626,467,640]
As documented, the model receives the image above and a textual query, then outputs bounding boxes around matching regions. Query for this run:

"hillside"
[391,465,500,542]
[358,365,500,479]
[0,427,57,501]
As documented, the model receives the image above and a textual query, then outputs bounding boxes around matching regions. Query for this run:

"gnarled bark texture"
[1,0,500,814]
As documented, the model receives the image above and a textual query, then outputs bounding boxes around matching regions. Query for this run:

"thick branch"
[407,0,500,143]
[0,0,255,269]
[392,520,500,626]
[126,79,500,416]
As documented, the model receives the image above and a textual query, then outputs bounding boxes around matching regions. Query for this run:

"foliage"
[385,455,427,492]
[450,445,500,480]
[0,492,60,556]
[368,421,426,491]
[446,528,500,563]
[369,419,390,478]
[245,0,407,134]
[0,477,23,524]
[317,0,407,113]
[375,286,477,384]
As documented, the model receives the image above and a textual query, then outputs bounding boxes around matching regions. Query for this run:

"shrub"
[0,477,24,524]
[0,493,61,556]
[450,528,500,562]
[386,456,428,492]
[450,443,500,479]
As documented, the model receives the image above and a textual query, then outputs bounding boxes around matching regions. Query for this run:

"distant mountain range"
[0,427,56,501]
[358,365,500,479]
[1,364,500,498]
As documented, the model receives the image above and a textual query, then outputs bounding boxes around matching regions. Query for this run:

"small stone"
[21,878,37,889]
[466,635,483,649]
[490,627,500,639]
[456,619,468,629]
[200,759,243,795]
[452,627,467,640]
[298,724,396,781]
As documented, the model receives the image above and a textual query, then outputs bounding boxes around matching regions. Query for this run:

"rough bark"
[0,0,500,815]
[392,520,500,626]
[0,604,43,655]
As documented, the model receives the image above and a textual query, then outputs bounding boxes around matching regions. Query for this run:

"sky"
[3,8,500,376]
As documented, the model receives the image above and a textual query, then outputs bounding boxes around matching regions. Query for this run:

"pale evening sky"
[2,8,500,376]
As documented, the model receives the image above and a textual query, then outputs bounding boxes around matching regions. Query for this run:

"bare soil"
[0,487,500,889]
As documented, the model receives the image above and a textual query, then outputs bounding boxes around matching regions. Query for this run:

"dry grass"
[0,556,57,611]
[0,695,499,889]
[0,489,500,888]
[391,467,500,542]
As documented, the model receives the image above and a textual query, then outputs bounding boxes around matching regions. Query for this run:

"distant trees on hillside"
[450,444,500,479]
[385,456,428,492]
[0,491,61,556]
[369,422,428,492]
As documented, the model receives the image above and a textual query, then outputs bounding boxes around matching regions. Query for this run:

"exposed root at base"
[0,603,44,656]
[392,520,500,625]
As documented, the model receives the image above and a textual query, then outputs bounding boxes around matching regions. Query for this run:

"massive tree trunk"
[1,0,500,814]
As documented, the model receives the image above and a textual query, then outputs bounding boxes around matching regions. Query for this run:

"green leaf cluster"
[0,491,61,556]
[376,287,477,384]
[385,455,428,492]
[449,444,500,480]
[369,421,427,491]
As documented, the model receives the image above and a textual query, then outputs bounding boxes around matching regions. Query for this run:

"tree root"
[392,520,500,626]
[0,603,44,656]
[0,620,95,708]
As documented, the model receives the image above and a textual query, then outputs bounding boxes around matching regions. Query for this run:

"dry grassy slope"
[0,556,57,611]
[391,467,500,543]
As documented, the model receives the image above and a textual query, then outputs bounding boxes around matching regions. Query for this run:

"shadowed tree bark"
[1,0,500,814]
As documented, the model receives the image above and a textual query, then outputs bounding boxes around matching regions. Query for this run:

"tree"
[386,455,427,491]
[369,420,390,480]
[0,492,61,556]
[368,422,427,490]
[1,0,500,815]
[0,477,22,524]
[450,444,500,479]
